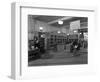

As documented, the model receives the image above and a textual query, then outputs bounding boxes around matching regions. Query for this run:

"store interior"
[28,15,88,66]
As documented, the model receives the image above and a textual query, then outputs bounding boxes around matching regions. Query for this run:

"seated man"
[70,39,81,52]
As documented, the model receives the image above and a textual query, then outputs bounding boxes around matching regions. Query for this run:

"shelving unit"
[46,32,68,51]
[28,31,79,53]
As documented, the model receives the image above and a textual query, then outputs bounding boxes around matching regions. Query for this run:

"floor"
[28,46,88,66]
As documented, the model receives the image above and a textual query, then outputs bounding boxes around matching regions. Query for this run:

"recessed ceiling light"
[74,30,77,33]
[58,20,63,25]
[57,31,61,33]
[39,27,43,30]
[41,35,44,37]
[84,33,86,35]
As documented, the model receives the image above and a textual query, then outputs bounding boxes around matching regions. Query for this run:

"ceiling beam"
[47,17,73,24]
[32,15,40,19]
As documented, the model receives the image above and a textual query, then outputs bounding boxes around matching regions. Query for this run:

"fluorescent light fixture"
[58,20,63,25]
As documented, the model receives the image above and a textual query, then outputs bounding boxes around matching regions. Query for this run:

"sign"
[70,20,80,30]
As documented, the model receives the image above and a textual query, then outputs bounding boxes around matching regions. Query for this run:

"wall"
[28,15,63,40]
[28,16,61,32]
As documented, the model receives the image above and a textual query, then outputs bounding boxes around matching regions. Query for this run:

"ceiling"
[33,15,65,23]
[30,15,88,28]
